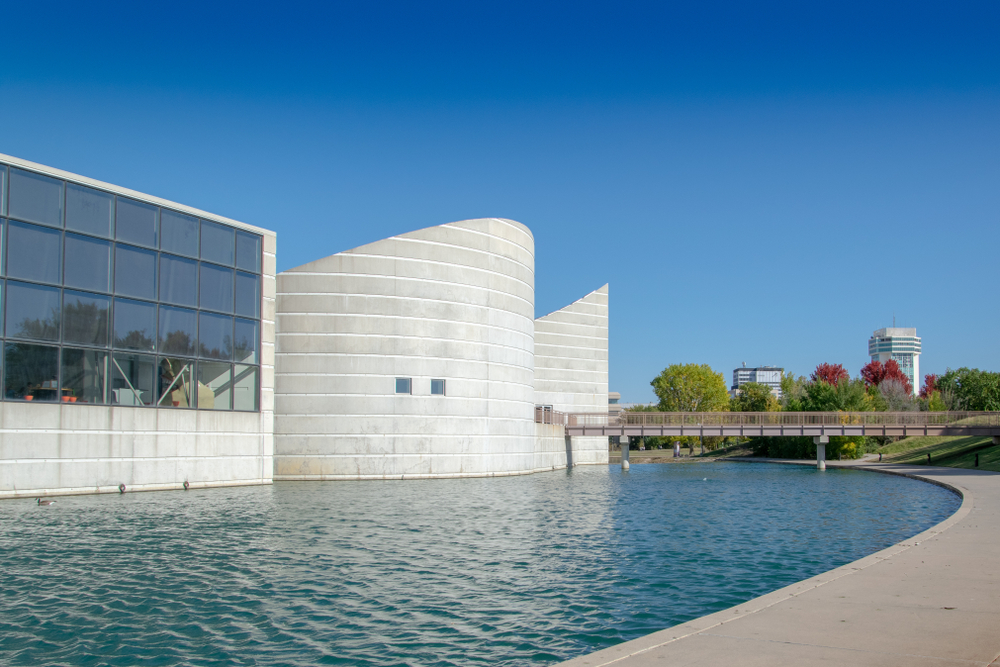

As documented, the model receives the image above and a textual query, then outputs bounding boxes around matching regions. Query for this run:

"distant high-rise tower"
[868,327,921,395]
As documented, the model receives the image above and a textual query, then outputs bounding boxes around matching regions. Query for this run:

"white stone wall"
[275,218,541,479]
[534,285,610,467]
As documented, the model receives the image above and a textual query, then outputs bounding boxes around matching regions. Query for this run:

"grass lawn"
[876,435,1000,472]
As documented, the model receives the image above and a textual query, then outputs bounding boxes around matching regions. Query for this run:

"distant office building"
[731,364,783,398]
[869,327,921,395]
[609,391,621,417]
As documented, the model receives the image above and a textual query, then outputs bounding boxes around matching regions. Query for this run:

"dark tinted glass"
[65,184,113,237]
[159,254,197,306]
[113,298,156,351]
[114,245,156,300]
[158,357,195,408]
[200,263,233,312]
[198,362,231,410]
[431,379,445,395]
[6,220,61,284]
[1,165,8,215]
[396,378,411,394]
[233,318,258,364]
[65,233,112,292]
[233,364,258,411]
[234,271,259,318]
[158,305,196,356]
[201,220,234,266]
[116,199,157,247]
[63,290,110,347]
[160,210,199,258]
[110,352,155,405]
[4,342,59,400]
[5,281,60,341]
[198,312,232,360]
[62,348,108,404]
[235,231,261,272]
[8,169,63,227]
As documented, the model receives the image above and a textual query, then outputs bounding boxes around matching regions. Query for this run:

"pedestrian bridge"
[536,409,1000,438]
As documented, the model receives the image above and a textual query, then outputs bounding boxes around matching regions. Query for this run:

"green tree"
[935,368,1000,411]
[730,382,779,412]
[780,373,808,411]
[802,377,871,412]
[651,363,730,412]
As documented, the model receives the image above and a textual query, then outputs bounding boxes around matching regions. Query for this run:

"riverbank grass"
[876,435,1000,472]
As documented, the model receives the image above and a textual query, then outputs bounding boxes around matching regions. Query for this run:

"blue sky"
[2,1,998,402]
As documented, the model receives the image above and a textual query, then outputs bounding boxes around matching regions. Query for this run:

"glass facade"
[0,162,262,410]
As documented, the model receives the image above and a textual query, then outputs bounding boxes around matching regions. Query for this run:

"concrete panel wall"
[275,218,542,479]
[534,285,610,467]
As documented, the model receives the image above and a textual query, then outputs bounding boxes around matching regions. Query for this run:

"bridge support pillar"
[814,436,828,470]
[621,436,630,471]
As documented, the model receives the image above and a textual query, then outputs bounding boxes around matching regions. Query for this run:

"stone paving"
[558,461,1000,667]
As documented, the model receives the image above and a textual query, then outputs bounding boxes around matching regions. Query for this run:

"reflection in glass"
[1,165,7,215]
[4,342,59,400]
[198,361,231,410]
[62,348,108,404]
[160,210,199,258]
[199,312,232,360]
[158,305,196,356]
[6,220,62,284]
[200,263,233,312]
[235,271,260,318]
[233,318,258,364]
[5,281,60,341]
[113,298,156,351]
[236,231,261,273]
[159,254,198,306]
[66,184,114,237]
[158,357,195,408]
[8,169,63,227]
[116,198,157,248]
[65,234,112,292]
[114,244,157,300]
[63,290,110,347]
[110,352,155,406]
[233,364,258,411]
[201,220,234,266]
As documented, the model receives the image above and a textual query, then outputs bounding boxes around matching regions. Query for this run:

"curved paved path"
[559,462,1000,667]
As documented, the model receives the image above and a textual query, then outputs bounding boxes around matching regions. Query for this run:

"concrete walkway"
[559,462,1000,667]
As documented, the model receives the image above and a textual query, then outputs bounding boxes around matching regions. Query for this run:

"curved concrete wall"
[534,285,609,467]
[275,218,539,479]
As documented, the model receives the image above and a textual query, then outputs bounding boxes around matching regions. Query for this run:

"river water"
[0,462,958,666]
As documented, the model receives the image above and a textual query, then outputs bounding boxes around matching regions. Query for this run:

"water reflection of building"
[0,153,274,499]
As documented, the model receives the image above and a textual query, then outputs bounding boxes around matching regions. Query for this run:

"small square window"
[395,378,411,394]
[431,379,445,395]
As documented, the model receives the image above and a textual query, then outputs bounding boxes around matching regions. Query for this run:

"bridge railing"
[534,407,568,425]
[565,411,1000,428]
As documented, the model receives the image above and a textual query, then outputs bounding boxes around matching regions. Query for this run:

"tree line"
[627,362,1000,459]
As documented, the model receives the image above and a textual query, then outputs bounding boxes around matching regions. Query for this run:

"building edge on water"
[0,155,607,498]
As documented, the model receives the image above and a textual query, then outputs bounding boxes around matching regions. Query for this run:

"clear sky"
[2,1,998,402]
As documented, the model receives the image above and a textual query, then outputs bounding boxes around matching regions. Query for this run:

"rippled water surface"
[0,463,959,666]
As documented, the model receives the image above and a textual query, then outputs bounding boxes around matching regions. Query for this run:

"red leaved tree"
[812,363,849,386]
[920,374,938,399]
[861,359,912,395]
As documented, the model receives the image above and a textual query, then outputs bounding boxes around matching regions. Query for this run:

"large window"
[0,161,263,411]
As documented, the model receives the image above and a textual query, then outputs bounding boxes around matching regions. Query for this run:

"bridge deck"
[550,411,1000,438]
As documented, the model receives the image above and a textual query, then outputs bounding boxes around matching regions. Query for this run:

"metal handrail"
[564,411,1000,428]
[534,407,568,425]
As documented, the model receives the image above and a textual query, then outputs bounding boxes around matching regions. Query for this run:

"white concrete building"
[274,218,609,479]
[869,327,921,395]
[731,364,784,398]
[0,154,275,499]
